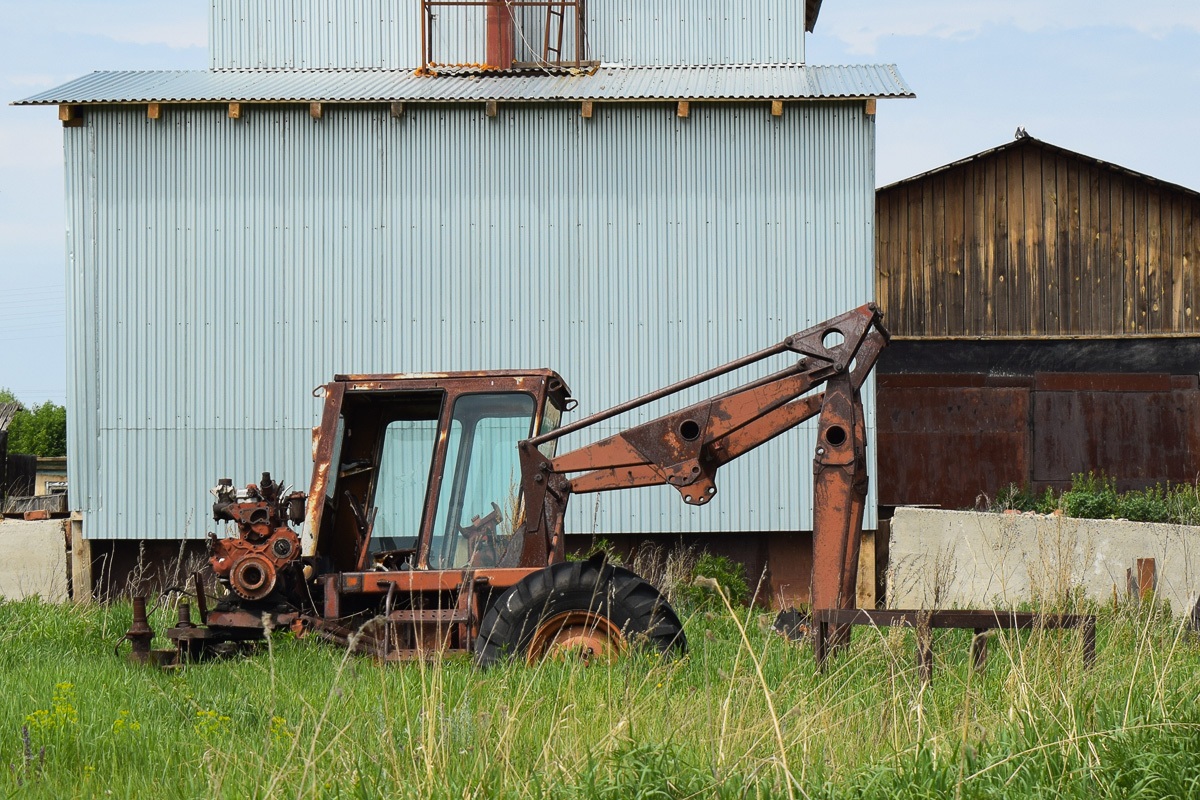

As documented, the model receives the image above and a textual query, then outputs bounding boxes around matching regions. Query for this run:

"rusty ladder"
[542,2,567,63]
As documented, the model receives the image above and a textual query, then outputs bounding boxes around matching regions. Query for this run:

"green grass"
[2,595,1199,799]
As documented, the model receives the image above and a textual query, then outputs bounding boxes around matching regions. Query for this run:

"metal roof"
[878,134,1200,200]
[14,64,912,106]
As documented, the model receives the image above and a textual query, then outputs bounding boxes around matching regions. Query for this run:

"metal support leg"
[916,624,933,685]
[970,628,988,673]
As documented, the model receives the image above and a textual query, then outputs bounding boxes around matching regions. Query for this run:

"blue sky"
[1,1,1198,405]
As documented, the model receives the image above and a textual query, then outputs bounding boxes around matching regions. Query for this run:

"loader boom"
[518,303,887,612]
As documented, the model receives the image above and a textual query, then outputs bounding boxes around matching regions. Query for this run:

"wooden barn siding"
[877,145,1200,337]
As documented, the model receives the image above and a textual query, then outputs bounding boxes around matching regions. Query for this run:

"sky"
[1,0,1198,406]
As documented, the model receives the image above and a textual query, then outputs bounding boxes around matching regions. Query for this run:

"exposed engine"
[208,472,306,602]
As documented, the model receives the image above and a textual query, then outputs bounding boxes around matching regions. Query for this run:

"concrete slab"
[0,517,69,601]
[888,508,1200,616]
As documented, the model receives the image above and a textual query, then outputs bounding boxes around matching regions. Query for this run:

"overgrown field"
[2,595,1199,799]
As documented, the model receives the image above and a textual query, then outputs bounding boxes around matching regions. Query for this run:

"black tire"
[473,559,687,668]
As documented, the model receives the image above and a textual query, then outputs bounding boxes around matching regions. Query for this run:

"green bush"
[1060,472,1119,519]
[991,471,1200,525]
[676,553,750,610]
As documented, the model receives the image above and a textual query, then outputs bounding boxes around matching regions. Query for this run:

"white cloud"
[821,0,1200,54]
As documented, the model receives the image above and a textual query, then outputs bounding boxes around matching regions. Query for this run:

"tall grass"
[2,593,1198,798]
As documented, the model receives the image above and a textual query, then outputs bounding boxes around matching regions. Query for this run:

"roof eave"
[806,0,824,32]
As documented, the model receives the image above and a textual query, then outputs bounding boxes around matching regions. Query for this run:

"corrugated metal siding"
[18,65,912,105]
[209,0,420,69]
[584,0,804,65]
[208,0,804,69]
[64,101,876,540]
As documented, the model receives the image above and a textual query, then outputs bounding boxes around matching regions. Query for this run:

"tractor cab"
[303,370,573,574]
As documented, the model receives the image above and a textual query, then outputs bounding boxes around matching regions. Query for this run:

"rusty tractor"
[126,303,1093,673]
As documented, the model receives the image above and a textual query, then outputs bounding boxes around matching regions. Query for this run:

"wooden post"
[581,100,594,119]
[69,512,92,603]
[309,102,323,119]
[147,102,162,120]
[485,100,498,118]
[59,105,84,128]
[228,102,242,119]
[771,100,784,117]
[856,529,876,608]
[865,98,877,116]
[390,102,405,119]
[676,101,690,118]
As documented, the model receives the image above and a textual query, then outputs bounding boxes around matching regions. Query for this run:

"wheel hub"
[527,611,623,664]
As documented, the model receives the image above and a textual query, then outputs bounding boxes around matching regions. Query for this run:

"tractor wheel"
[473,559,687,668]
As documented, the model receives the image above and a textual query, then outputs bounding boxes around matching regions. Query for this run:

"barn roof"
[807,0,825,32]
[879,134,1200,200]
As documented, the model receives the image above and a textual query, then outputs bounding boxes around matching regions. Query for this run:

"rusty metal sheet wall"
[1032,374,1200,490]
[878,371,1200,509]
[877,379,1030,510]
[63,101,877,540]
[209,0,805,69]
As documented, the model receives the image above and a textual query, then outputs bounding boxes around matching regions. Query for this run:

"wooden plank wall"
[877,141,1200,337]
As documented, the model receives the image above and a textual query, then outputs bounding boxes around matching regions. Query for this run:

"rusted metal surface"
[121,597,154,665]
[1032,376,1200,490]
[420,0,586,72]
[877,377,1030,510]
[811,608,1097,683]
[209,473,305,602]
[1128,558,1158,601]
[878,369,1200,509]
[527,610,623,664]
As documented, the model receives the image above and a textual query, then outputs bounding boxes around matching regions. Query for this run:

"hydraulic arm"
[518,303,888,614]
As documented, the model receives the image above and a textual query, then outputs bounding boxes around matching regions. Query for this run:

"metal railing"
[418,1,587,72]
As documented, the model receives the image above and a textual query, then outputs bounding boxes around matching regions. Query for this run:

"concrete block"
[0,518,69,601]
[888,508,1200,616]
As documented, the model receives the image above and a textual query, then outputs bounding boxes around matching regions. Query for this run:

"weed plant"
[990,472,1200,526]
[2,591,1198,798]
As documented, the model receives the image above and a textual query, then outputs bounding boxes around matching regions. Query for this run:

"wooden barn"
[875,133,1200,511]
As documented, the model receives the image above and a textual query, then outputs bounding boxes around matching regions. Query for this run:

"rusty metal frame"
[520,304,889,611]
[813,608,1097,683]
[419,0,586,72]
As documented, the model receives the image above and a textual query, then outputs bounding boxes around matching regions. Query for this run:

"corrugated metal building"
[875,134,1200,511]
[19,0,911,600]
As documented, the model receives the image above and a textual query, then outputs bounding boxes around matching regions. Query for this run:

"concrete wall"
[888,507,1200,616]
[0,518,69,601]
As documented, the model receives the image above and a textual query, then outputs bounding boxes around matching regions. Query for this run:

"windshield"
[372,417,440,555]
[428,392,536,569]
